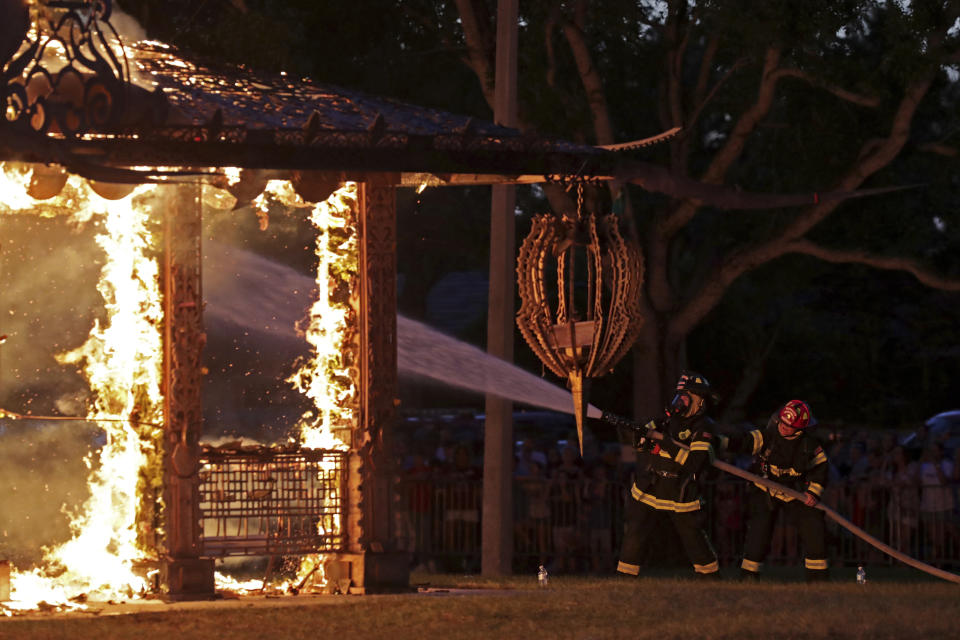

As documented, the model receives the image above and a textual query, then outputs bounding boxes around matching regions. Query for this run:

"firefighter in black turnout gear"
[732,399,830,581]
[613,372,720,578]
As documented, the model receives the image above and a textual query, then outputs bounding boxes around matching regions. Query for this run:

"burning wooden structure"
[0,0,617,599]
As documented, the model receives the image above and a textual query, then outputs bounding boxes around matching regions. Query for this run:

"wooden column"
[160,182,214,598]
[337,175,408,592]
[482,0,519,577]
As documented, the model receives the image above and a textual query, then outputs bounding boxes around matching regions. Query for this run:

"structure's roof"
[136,42,515,140]
[127,41,611,176]
[0,14,616,183]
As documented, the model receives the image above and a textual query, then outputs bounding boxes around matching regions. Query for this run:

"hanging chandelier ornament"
[516,179,644,454]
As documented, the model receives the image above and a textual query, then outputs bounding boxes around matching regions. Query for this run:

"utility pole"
[482,0,518,577]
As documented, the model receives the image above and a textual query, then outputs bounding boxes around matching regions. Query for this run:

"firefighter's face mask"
[668,391,703,418]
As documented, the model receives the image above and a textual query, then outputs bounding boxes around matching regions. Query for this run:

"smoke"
[0,182,153,570]
[0,420,100,568]
[0,215,103,416]
[107,2,156,90]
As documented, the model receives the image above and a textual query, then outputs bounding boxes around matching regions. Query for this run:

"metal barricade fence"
[394,475,960,572]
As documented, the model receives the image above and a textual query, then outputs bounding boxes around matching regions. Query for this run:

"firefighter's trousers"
[740,488,828,579]
[617,494,718,576]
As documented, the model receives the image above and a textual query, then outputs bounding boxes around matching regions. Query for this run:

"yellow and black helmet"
[676,371,718,401]
[667,370,720,417]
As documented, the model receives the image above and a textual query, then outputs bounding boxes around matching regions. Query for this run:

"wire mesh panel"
[198,446,347,557]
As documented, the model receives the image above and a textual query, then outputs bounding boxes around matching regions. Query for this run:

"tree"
[444,0,960,421]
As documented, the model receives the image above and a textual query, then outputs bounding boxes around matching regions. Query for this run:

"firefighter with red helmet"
[734,399,830,581]
[610,371,720,578]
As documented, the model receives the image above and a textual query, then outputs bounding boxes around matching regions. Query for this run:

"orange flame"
[285,182,359,591]
[1,163,163,608]
[1,166,361,603]
[205,179,358,595]
[287,182,358,451]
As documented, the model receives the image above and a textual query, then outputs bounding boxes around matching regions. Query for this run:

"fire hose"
[0,407,162,428]
[603,412,960,584]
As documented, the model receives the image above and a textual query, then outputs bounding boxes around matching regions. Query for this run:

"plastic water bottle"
[856,565,866,585]
[538,565,549,588]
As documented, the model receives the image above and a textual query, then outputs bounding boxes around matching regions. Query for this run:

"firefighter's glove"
[657,437,679,457]
[803,492,819,507]
[629,420,651,447]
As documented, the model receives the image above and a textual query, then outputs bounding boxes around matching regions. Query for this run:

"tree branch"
[720,321,782,424]
[786,239,960,291]
[693,35,719,107]
[663,0,689,172]
[919,141,958,157]
[562,10,615,145]
[684,57,748,136]
[666,69,938,345]
[450,0,571,218]
[775,68,882,108]
[454,0,496,109]
[698,47,783,186]
[614,159,919,209]
[661,47,783,238]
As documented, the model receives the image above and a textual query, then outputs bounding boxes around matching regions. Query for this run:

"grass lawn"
[2,567,957,639]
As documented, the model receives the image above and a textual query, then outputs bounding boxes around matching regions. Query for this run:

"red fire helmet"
[779,399,815,430]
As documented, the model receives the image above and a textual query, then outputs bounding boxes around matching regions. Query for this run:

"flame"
[1,1,364,608]
[0,170,362,603]
[283,182,359,590]
[223,167,242,186]
[0,164,39,211]
[286,182,358,451]
[254,179,303,210]
[1,6,165,610]
[48,186,164,598]
[1,163,164,608]
[213,571,263,595]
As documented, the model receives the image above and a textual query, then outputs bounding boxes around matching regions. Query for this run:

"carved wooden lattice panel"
[197,447,347,557]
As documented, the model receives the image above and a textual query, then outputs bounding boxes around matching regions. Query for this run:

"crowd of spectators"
[393,417,960,573]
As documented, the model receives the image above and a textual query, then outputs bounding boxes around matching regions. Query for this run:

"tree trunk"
[630,309,683,420]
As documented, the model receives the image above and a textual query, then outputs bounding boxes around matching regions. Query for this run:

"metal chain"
[576,181,584,221]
